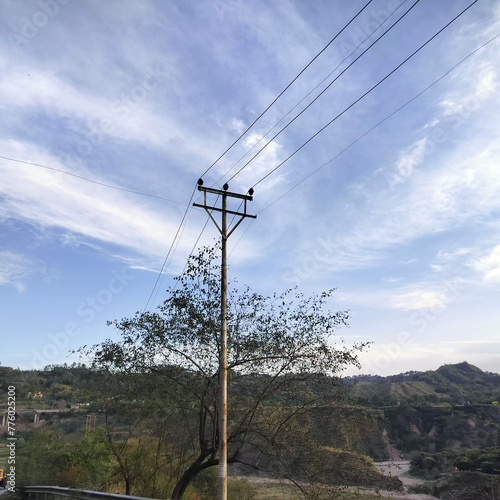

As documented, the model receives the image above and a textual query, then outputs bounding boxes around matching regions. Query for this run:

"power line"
[229,27,500,257]
[144,191,224,310]
[0,154,183,205]
[173,0,419,297]
[215,0,412,187]
[170,2,379,303]
[154,1,404,306]
[259,30,500,214]
[143,0,479,310]
[226,0,422,186]
[198,0,375,180]
[0,153,206,312]
[251,0,479,190]
[142,185,197,312]
[172,216,212,292]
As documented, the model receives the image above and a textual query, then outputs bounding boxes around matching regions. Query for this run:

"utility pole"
[193,179,256,500]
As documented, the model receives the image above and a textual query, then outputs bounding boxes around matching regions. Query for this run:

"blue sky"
[1,0,499,375]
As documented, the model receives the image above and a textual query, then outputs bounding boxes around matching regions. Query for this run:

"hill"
[1,361,498,497]
[348,361,500,408]
[334,362,500,460]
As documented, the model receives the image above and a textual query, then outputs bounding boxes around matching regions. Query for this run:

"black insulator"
[248,187,254,196]
[223,183,229,191]
[197,178,204,186]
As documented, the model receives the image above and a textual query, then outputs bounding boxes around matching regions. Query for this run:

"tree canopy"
[83,245,367,499]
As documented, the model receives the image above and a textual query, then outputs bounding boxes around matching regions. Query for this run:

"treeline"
[16,426,260,499]
[1,361,499,499]
[8,365,402,498]
[347,361,500,408]
[0,363,103,406]
[411,447,500,478]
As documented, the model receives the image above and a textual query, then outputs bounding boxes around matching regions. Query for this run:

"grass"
[0,446,9,470]
[248,480,402,500]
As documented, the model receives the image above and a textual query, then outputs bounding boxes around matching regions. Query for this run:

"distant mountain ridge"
[330,362,500,460]
[346,361,500,407]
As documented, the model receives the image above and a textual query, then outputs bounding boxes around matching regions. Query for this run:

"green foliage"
[17,428,68,486]
[81,245,366,499]
[7,244,500,499]
[410,471,500,500]
[410,450,455,478]
[275,425,403,493]
[349,361,500,408]
[64,429,115,489]
[454,447,500,474]
[411,447,500,478]
[187,468,256,500]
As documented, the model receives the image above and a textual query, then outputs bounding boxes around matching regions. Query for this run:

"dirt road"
[375,460,439,500]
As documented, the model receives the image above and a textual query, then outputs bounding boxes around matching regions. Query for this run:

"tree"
[83,245,367,499]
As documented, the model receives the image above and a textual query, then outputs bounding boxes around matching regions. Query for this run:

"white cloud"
[337,276,465,312]
[393,290,447,311]
[437,248,473,259]
[0,251,34,291]
[335,142,500,271]
[0,67,182,151]
[0,140,199,266]
[227,132,286,193]
[393,138,427,182]
[439,67,498,117]
[474,69,497,99]
[473,245,500,283]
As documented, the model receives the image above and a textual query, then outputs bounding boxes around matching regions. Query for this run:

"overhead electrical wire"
[225,0,422,185]
[259,30,500,214]
[230,27,500,255]
[198,0,375,180]
[163,0,421,299]
[144,191,223,311]
[144,0,378,310]
[195,0,417,210]
[229,27,500,257]
[0,154,183,205]
[143,0,479,311]
[214,0,412,187]
[142,185,197,312]
[250,0,479,190]
[0,152,206,312]
[172,216,212,293]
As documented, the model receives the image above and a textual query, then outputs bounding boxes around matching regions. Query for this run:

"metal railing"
[20,486,165,500]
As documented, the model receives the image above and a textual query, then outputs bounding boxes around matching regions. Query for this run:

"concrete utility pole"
[193,179,256,500]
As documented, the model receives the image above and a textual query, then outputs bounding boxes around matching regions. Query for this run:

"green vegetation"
[76,246,368,499]
[410,471,500,500]
[2,250,500,499]
[454,447,500,474]
[3,360,499,498]
[349,361,500,408]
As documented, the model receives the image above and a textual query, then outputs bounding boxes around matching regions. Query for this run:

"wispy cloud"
[473,245,500,283]
[0,251,34,292]
[391,138,427,186]
[337,278,464,312]
[392,290,447,311]
[0,140,198,267]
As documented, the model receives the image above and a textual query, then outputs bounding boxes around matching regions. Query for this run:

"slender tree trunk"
[171,453,217,500]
